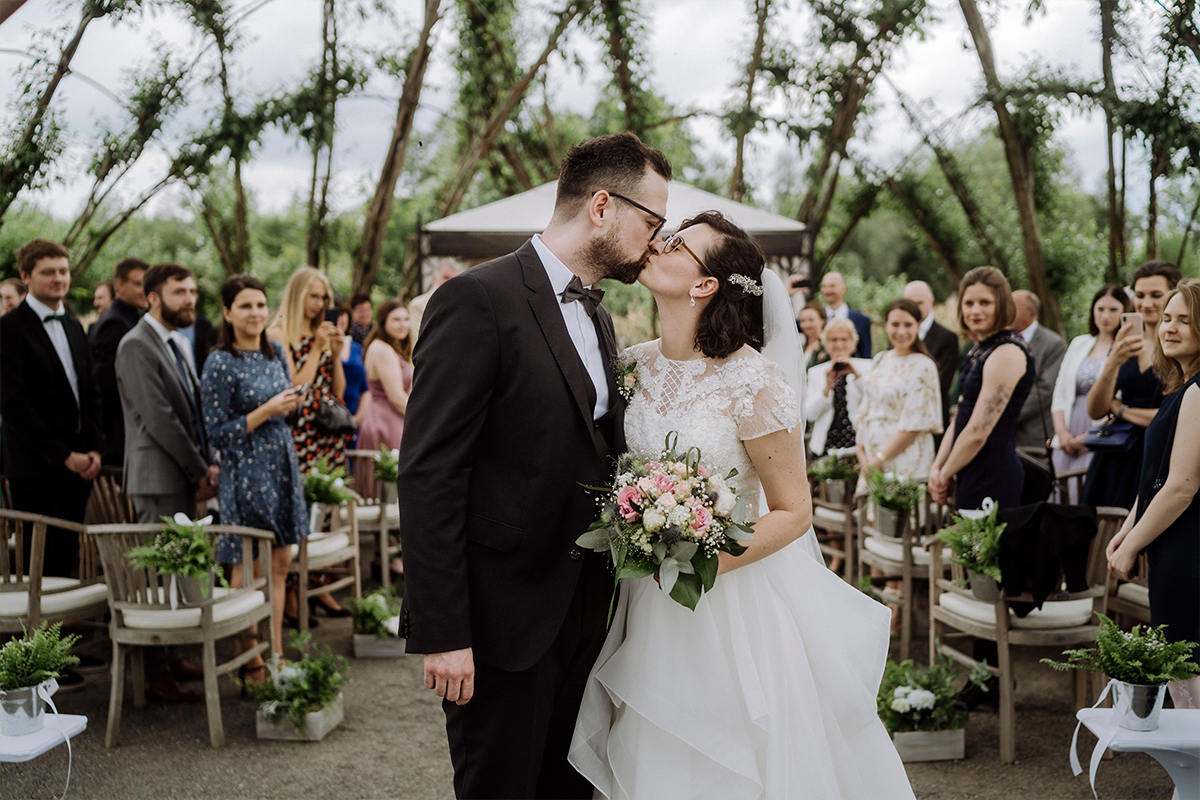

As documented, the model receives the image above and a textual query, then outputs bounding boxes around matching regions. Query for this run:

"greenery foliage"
[877,653,990,735]
[125,514,228,593]
[303,458,361,507]
[244,631,348,733]
[1042,614,1200,685]
[352,587,402,639]
[0,622,81,690]
[866,469,923,514]
[372,446,399,486]
[808,453,857,482]
[935,502,1005,583]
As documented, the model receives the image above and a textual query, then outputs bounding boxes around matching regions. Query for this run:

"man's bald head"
[1012,290,1040,332]
[903,280,935,321]
[820,271,847,309]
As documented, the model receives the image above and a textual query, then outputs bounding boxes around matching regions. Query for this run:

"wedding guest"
[1051,285,1130,501]
[1,240,102,576]
[805,318,872,457]
[1107,278,1200,709]
[929,267,1034,511]
[820,271,872,358]
[0,276,27,315]
[409,260,460,345]
[1083,260,1181,510]
[348,292,372,345]
[335,301,370,429]
[855,298,942,479]
[92,280,114,320]
[798,301,829,370]
[89,257,148,465]
[268,267,348,471]
[903,280,960,434]
[202,274,307,674]
[1012,290,1066,455]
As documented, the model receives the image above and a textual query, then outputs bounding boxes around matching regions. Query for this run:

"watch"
[1116,404,1128,421]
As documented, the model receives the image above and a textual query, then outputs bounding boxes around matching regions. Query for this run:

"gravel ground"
[3,583,1178,800]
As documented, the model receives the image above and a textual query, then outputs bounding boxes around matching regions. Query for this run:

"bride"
[569,211,914,799]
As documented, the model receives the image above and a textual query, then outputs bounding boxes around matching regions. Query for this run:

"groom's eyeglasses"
[597,191,667,241]
[662,233,710,275]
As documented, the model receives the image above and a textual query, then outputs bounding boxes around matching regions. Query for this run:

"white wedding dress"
[570,340,914,800]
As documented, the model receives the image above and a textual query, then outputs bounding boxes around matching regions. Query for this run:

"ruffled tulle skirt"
[570,531,914,800]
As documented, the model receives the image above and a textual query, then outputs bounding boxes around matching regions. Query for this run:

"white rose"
[656,492,677,510]
[642,507,666,532]
[890,697,911,714]
[383,616,401,637]
[907,689,937,711]
[714,490,736,518]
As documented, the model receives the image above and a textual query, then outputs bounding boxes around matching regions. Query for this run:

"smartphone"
[1121,312,1144,340]
[293,383,309,396]
[324,308,340,325]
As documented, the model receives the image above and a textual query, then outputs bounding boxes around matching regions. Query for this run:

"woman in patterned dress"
[201,275,307,677]
[268,266,348,472]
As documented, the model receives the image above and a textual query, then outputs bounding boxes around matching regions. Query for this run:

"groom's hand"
[424,648,475,705]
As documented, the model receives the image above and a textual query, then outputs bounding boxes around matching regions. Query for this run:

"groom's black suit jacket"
[398,240,624,672]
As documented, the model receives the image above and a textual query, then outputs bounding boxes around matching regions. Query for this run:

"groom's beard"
[582,229,649,285]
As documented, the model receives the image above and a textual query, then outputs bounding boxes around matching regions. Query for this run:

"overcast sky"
[0,0,1167,220]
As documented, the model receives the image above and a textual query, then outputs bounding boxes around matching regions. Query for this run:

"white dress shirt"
[144,313,200,389]
[826,303,850,321]
[25,295,79,404]
[1020,320,1039,343]
[531,235,610,420]
[917,312,934,341]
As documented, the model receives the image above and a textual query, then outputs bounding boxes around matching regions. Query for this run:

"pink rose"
[690,505,714,533]
[697,466,710,478]
[617,485,642,521]
[636,477,655,495]
[651,473,675,495]
[646,461,662,472]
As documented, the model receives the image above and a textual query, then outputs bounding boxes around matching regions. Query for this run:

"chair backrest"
[1,509,98,631]
[86,466,136,524]
[346,449,392,506]
[1089,506,1130,588]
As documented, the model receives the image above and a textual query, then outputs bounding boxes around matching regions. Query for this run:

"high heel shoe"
[308,596,352,618]
[282,612,318,629]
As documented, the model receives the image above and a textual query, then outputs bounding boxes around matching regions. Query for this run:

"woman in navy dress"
[1108,279,1200,709]
[201,275,308,679]
[929,267,1034,511]
[1083,261,1181,510]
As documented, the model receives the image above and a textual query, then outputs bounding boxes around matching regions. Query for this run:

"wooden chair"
[810,475,862,581]
[291,500,362,632]
[88,522,277,748]
[857,490,947,660]
[346,449,400,588]
[1,510,108,635]
[928,506,1127,763]
[85,466,136,524]
[1105,552,1151,626]
[1053,466,1089,506]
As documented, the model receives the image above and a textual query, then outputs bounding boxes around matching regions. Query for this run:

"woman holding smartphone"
[1083,260,1181,510]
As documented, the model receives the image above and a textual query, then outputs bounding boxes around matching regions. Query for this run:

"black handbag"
[1082,420,1137,452]
[314,397,356,436]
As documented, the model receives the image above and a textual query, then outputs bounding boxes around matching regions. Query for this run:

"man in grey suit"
[1012,290,1066,453]
[116,262,218,523]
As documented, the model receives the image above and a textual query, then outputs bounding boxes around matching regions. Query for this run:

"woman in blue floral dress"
[201,275,308,677]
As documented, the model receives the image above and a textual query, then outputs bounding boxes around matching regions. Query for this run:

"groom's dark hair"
[552,133,672,221]
[683,211,766,360]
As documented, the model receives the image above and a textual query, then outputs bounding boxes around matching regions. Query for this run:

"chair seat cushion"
[813,506,851,525]
[863,535,931,566]
[304,532,352,558]
[939,591,1094,629]
[0,577,108,617]
[354,503,398,525]
[1116,582,1149,607]
[122,588,267,630]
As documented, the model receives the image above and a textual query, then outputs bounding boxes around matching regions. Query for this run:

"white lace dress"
[570,341,914,800]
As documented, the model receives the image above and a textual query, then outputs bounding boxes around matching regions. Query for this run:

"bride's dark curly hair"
[681,211,765,359]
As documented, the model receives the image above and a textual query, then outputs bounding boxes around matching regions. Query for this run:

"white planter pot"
[892,727,965,762]
[824,480,847,505]
[256,692,344,741]
[874,505,906,538]
[353,633,407,659]
[1114,681,1167,731]
[177,573,217,605]
[0,679,55,736]
[969,574,1001,602]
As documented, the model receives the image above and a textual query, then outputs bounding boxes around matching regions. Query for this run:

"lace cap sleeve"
[725,350,801,440]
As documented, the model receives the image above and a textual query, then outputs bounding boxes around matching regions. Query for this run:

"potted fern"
[935,498,1005,602]
[866,470,923,538]
[304,458,361,532]
[125,513,228,607]
[1043,614,1200,731]
[351,587,406,658]
[0,622,81,736]
[247,631,349,741]
[808,454,856,504]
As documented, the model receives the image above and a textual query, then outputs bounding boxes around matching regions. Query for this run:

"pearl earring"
[690,296,696,308]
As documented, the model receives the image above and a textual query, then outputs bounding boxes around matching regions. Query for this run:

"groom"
[398,133,671,799]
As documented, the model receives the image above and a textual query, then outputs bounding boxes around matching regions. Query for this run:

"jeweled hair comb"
[728,273,764,296]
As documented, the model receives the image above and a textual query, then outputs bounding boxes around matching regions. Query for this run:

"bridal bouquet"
[576,432,756,613]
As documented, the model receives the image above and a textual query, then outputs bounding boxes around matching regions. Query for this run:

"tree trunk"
[1176,186,1200,268]
[815,182,880,274]
[599,0,641,131]
[352,0,440,296]
[1100,0,1124,284]
[728,0,771,201]
[959,0,1063,336]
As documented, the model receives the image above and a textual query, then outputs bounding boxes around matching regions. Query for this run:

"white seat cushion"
[353,503,398,525]
[1116,582,1150,607]
[939,591,1095,629]
[0,577,108,617]
[863,535,931,566]
[814,506,851,524]
[122,588,267,630]
[304,532,351,558]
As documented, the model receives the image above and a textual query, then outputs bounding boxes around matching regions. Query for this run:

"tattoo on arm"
[969,386,1013,435]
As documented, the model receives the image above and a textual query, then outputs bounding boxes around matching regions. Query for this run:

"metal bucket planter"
[892,727,965,762]
[824,480,847,505]
[256,692,344,741]
[0,679,55,736]
[177,573,217,605]
[969,574,1001,602]
[353,634,407,659]
[1114,681,1167,731]
[874,505,907,538]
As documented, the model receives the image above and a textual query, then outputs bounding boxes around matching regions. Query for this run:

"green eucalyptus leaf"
[669,541,698,562]
[575,528,614,550]
[652,540,667,561]
[668,572,703,611]
[694,550,718,591]
[659,557,679,595]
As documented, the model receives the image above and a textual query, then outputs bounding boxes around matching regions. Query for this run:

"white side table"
[0,714,87,763]
[1077,708,1200,800]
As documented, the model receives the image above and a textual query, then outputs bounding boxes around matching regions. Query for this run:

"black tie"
[561,275,604,318]
[43,313,69,323]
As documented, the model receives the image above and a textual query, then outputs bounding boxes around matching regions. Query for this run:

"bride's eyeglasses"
[662,233,710,275]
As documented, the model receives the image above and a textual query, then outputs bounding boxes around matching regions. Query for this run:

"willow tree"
[726,0,774,202]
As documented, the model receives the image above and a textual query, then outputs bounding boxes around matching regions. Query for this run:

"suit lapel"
[17,303,79,414]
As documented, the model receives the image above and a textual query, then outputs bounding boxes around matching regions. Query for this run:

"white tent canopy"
[421,180,805,260]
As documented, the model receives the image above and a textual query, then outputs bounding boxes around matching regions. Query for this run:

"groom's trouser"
[443,553,612,800]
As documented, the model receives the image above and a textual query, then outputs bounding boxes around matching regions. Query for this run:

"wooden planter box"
[353,633,407,658]
[256,693,344,742]
[892,728,965,762]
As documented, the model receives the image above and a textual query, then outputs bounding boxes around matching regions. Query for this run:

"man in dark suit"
[904,280,960,434]
[0,239,103,576]
[180,311,216,376]
[1012,290,1066,452]
[398,133,671,799]
[89,257,148,465]
[820,271,872,357]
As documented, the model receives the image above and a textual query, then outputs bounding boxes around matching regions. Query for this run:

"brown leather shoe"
[146,675,204,703]
[171,658,205,682]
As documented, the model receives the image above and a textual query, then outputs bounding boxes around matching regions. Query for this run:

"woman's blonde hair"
[1154,278,1200,395]
[820,316,859,347]
[271,266,333,350]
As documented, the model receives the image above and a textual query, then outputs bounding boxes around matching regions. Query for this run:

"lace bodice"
[621,341,800,515]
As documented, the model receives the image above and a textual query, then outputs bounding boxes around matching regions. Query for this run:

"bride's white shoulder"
[719,346,800,435]
[619,340,658,368]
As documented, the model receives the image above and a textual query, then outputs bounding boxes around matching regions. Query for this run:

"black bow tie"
[561,275,604,318]
[43,313,69,323]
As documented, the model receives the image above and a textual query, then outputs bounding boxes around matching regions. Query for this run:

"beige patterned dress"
[854,350,943,480]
